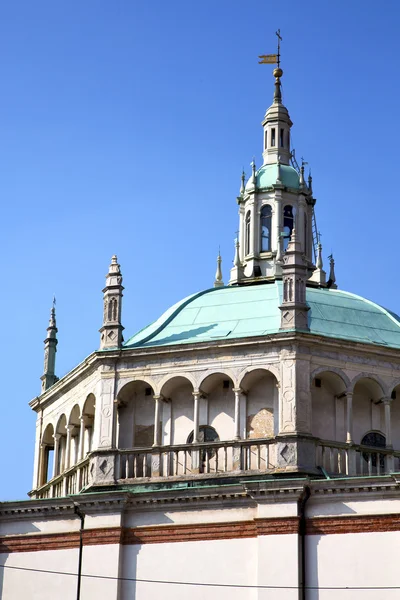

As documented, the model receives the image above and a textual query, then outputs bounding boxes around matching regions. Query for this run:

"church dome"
[245,163,300,192]
[123,283,400,350]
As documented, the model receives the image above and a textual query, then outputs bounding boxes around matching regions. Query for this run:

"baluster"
[206,449,210,473]
[265,444,269,470]
[174,451,179,476]
[257,445,261,470]
[166,452,171,477]
[183,449,187,474]
[329,448,334,473]
[368,453,372,475]
[377,452,381,476]
[224,446,228,472]
[215,448,219,472]
[143,454,148,477]
[125,455,129,479]
[134,455,139,478]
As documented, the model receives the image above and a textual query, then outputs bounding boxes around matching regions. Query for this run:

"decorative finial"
[327,254,337,289]
[276,154,282,184]
[234,238,240,267]
[240,170,245,195]
[214,250,224,288]
[308,169,313,194]
[316,242,323,270]
[250,160,257,186]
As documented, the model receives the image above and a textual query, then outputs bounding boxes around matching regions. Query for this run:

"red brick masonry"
[1,514,399,553]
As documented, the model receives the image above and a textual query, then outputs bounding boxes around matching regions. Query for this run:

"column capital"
[53,433,61,441]
[66,424,75,434]
[346,391,353,398]
[153,394,164,402]
[383,397,392,406]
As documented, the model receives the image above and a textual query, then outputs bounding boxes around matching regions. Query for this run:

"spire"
[261,32,292,167]
[251,160,257,186]
[214,250,224,288]
[327,255,337,289]
[40,298,58,393]
[99,255,124,349]
[279,227,310,331]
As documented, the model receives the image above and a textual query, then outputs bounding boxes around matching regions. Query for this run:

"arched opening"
[283,205,295,251]
[240,369,279,439]
[55,414,67,476]
[68,404,81,468]
[260,205,272,253]
[82,394,95,456]
[352,377,385,445]
[117,381,154,448]
[199,373,235,441]
[160,376,194,445]
[311,371,347,441]
[40,423,55,485]
[245,211,251,255]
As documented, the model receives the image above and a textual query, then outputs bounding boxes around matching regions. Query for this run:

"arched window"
[283,205,295,251]
[245,211,251,255]
[260,205,272,252]
[361,431,386,470]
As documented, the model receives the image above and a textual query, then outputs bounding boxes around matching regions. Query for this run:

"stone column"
[78,417,85,461]
[37,443,46,487]
[52,433,61,479]
[192,391,200,443]
[275,196,282,254]
[233,388,242,440]
[65,425,73,470]
[384,398,392,447]
[153,395,162,446]
[346,392,353,444]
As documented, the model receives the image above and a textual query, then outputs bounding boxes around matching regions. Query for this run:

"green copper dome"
[123,283,400,350]
[245,163,300,192]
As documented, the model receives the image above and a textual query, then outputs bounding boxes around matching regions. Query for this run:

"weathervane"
[258,29,282,67]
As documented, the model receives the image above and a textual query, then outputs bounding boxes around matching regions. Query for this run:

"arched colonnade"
[311,367,400,449]
[116,367,280,449]
[38,393,96,486]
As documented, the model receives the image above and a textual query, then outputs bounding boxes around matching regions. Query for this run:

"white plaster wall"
[307,531,400,600]
[353,391,384,444]
[120,538,258,600]
[0,544,121,600]
[311,385,336,441]
[209,387,235,441]
[169,383,194,445]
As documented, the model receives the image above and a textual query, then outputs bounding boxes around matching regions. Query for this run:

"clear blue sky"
[1,0,399,500]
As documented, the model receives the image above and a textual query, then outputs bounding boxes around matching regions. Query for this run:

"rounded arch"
[117,376,157,398]
[82,393,96,416]
[42,422,54,445]
[310,367,350,392]
[159,374,195,398]
[198,371,235,394]
[68,404,81,427]
[55,414,67,435]
[238,365,280,391]
[349,373,387,399]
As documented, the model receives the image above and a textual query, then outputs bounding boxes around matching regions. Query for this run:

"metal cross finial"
[275,29,282,67]
[301,157,308,167]
[52,295,56,309]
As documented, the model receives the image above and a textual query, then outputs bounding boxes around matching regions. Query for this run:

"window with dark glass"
[361,431,386,469]
[260,205,272,252]
[270,128,276,147]
[264,130,268,150]
[280,128,284,147]
[283,205,295,251]
[245,211,251,255]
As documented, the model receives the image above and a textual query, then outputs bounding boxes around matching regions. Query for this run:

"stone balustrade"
[317,440,400,477]
[30,437,400,500]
